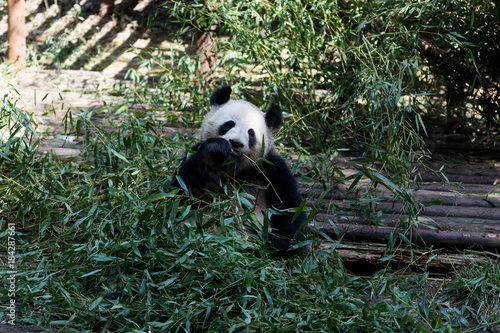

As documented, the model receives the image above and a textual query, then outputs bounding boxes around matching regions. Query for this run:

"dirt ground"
[0,323,51,333]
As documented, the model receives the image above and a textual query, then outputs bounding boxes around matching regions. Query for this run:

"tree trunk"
[195,25,218,83]
[7,0,26,73]
[99,0,114,18]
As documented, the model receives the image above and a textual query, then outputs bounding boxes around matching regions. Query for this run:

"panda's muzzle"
[227,139,246,158]
[229,139,244,150]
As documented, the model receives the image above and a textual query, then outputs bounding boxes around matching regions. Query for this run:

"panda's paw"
[198,138,231,167]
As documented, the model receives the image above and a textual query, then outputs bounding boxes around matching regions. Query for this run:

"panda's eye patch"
[248,129,256,147]
[218,120,235,135]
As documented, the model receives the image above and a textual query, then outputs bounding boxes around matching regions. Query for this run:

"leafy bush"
[401,0,500,130]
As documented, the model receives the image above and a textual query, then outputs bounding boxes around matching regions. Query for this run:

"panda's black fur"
[172,86,308,254]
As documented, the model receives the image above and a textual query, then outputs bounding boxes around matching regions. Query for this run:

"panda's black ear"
[265,105,283,130]
[210,86,232,106]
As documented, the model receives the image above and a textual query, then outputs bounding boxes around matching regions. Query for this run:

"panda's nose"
[229,139,244,150]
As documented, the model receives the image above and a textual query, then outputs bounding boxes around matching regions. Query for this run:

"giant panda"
[172,86,308,254]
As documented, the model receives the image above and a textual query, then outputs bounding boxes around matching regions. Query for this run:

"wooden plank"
[299,179,500,196]
[314,157,500,178]
[411,173,498,185]
[412,164,500,178]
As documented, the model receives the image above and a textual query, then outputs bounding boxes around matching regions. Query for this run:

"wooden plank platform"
[302,158,500,252]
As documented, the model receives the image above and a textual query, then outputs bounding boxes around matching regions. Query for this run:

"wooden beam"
[195,25,218,82]
[316,213,500,232]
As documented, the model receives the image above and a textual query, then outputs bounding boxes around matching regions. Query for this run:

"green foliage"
[135,0,500,146]
[0,0,6,21]
[441,263,500,329]
[0,100,498,332]
[399,0,500,129]
[213,1,426,155]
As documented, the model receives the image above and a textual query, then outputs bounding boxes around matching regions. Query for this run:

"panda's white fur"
[201,99,276,166]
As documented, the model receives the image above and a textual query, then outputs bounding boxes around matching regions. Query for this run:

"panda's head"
[200,86,282,166]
